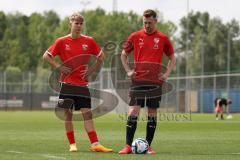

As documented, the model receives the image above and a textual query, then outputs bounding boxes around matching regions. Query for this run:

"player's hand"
[57,65,72,75]
[158,73,168,81]
[82,69,91,81]
[127,70,136,79]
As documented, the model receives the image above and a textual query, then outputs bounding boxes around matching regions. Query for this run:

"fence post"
[22,72,25,93]
[213,73,216,112]
[3,72,6,93]
[185,78,189,113]
[176,59,180,113]
[189,77,192,113]
[176,77,179,113]
[3,72,7,110]
[200,75,204,113]
[100,69,103,89]
[29,71,33,110]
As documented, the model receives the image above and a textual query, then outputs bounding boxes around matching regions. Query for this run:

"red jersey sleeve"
[163,37,174,57]
[47,38,63,57]
[123,33,135,54]
[90,38,101,57]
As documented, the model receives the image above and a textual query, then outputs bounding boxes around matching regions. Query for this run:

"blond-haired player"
[43,12,113,152]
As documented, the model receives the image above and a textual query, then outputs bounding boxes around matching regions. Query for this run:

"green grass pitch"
[0,111,239,160]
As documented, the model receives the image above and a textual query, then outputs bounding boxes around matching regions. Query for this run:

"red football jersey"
[124,29,174,84]
[47,34,101,86]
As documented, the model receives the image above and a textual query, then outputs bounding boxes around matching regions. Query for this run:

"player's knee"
[129,107,140,116]
[82,110,93,121]
[64,110,73,121]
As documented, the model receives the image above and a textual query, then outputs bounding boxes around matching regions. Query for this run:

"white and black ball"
[131,138,149,154]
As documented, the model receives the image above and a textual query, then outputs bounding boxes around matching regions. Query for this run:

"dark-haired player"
[119,9,175,154]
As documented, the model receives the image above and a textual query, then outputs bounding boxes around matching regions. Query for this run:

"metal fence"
[0,69,240,113]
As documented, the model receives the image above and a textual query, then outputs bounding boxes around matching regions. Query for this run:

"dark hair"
[143,9,157,19]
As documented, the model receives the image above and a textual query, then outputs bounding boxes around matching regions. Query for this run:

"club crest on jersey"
[153,37,160,49]
[82,44,88,50]
[65,44,71,50]
[139,38,144,48]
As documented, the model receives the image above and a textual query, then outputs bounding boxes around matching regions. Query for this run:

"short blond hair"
[69,11,84,23]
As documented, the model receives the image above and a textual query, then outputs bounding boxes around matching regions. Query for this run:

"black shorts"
[129,82,162,108]
[58,83,91,110]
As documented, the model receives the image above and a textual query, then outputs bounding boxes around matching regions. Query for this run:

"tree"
[0,11,6,40]
[28,11,60,70]
[178,11,240,75]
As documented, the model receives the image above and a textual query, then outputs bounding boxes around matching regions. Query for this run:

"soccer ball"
[131,138,149,154]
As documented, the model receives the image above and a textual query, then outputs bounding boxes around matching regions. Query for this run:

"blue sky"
[0,0,239,25]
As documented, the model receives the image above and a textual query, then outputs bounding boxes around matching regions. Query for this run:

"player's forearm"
[88,58,103,73]
[165,54,176,77]
[121,51,131,73]
[43,52,60,69]
[87,52,104,74]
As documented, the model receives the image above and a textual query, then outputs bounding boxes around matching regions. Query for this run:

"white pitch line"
[165,121,240,123]
[6,150,66,160]
[227,153,240,155]
[6,150,24,154]
[214,152,240,155]
[41,154,66,160]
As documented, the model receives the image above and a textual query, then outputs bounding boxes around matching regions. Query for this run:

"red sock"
[66,131,75,144]
[87,130,98,144]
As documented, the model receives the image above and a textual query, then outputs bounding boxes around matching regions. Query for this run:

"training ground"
[0,111,239,160]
